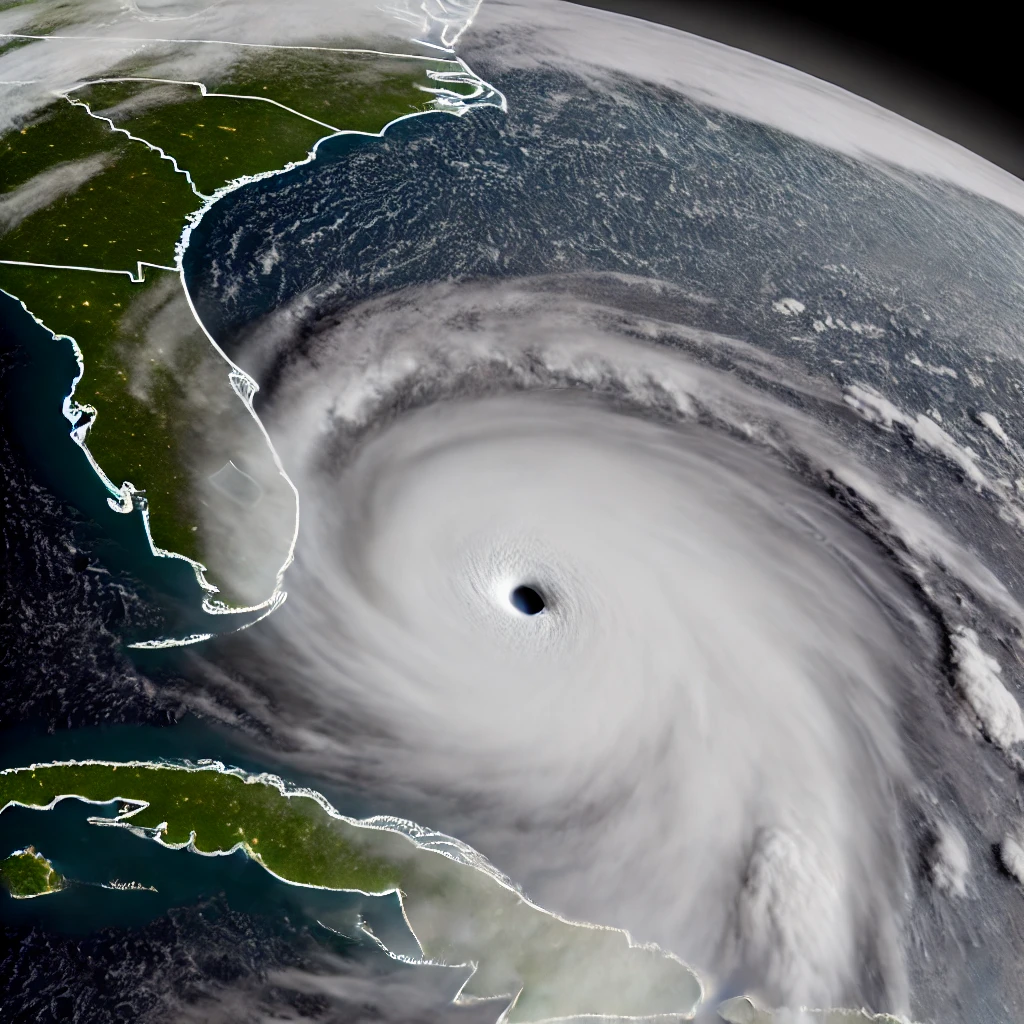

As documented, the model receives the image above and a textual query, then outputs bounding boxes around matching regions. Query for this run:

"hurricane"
[177,252,1012,1022]
[162,0,1024,1011]
[240,276,907,1004]
[5,0,1024,1020]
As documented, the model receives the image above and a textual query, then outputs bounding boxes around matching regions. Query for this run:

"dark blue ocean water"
[5,55,1024,1022]
[0,302,403,1004]
[0,291,271,645]
[186,67,1024,389]
[182,65,1024,601]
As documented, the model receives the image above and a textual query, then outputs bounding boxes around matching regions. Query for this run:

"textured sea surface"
[179,45,1024,1024]
[5,7,1024,1023]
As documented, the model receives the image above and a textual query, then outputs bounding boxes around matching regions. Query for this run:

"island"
[0,762,921,1023]
[0,759,704,1022]
[0,845,65,898]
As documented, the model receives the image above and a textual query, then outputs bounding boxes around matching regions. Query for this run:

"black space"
[572,1,1024,183]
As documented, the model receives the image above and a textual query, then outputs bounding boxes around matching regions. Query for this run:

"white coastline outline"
[0,42,505,644]
[0,24,942,1024]
[0,758,705,1023]
[0,844,65,899]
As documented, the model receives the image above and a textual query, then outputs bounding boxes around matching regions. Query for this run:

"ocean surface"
[4,44,1024,1023]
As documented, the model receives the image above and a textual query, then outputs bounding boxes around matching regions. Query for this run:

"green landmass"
[0,97,194,270]
[0,760,703,1022]
[0,845,64,898]
[72,51,469,197]
[0,33,45,59]
[2,1,84,37]
[72,79,331,198]
[208,50,478,131]
[0,262,257,571]
[0,46,483,610]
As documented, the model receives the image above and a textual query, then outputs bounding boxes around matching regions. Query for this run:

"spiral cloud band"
[176,6,1024,1017]
[201,274,1023,1017]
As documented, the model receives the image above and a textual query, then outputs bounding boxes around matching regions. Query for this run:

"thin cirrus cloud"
[0,0,483,132]
[0,153,114,233]
[462,0,1024,215]
[567,0,1024,184]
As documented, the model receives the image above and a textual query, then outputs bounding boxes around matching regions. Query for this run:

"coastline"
[0,757,705,1022]
[0,41,504,645]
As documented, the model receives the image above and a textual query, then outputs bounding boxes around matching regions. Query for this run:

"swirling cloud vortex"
[244,278,945,1012]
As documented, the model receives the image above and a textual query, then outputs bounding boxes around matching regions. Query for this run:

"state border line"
[0,259,176,283]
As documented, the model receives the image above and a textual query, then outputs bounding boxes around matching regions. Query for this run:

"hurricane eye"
[509,584,546,616]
